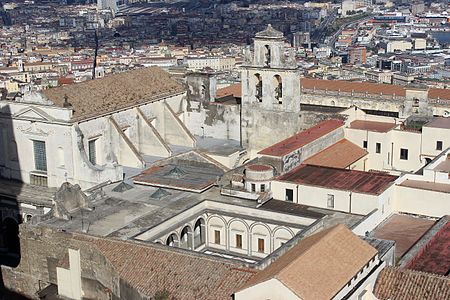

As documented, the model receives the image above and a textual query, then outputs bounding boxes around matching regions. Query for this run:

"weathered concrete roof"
[134,163,224,193]
[42,67,184,121]
[255,24,283,38]
[424,117,450,129]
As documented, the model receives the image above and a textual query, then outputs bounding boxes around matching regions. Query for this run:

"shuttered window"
[236,234,242,249]
[258,238,265,253]
[214,230,220,244]
[33,140,47,172]
[88,139,96,165]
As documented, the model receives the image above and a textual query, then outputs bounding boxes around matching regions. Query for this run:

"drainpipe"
[239,103,242,147]
[349,191,352,213]
[391,142,394,168]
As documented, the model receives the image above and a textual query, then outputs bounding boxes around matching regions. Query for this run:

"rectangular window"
[436,141,443,151]
[376,143,381,154]
[258,238,265,253]
[88,139,96,165]
[251,183,256,192]
[285,188,294,201]
[33,140,47,172]
[327,194,335,209]
[235,234,242,249]
[363,140,368,149]
[400,148,408,160]
[214,230,220,244]
[260,184,265,192]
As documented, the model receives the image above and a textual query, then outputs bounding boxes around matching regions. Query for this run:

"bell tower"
[241,25,301,154]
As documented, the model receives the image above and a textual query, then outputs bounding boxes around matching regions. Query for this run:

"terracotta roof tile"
[374,267,450,300]
[216,83,242,98]
[43,67,184,121]
[429,88,450,100]
[277,164,398,195]
[258,119,344,157]
[301,78,406,97]
[349,120,398,132]
[406,221,450,276]
[75,236,256,299]
[239,224,377,300]
[303,139,367,169]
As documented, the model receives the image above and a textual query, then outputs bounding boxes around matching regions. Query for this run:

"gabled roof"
[43,67,184,121]
[303,139,367,169]
[374,267,450,300]
[239,224,377,300]
[258,119,344,157]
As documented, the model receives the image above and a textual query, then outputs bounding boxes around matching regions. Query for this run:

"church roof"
[255,24,283,38]
[43,67,184,122]
[238,224,377,300]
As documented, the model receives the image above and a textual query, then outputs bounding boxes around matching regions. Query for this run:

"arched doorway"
[166,233,179,247]
[180,226,192,250]
[193,218,205,249]
[0,217,20,267]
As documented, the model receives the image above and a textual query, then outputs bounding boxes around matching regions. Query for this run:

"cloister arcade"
[153,212,301,259]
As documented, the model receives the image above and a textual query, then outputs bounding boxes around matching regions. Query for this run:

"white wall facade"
[0,92,192,189]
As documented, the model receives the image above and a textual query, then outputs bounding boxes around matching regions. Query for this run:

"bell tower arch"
[241,25,301,154]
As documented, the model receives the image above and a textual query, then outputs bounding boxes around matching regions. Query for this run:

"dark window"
[363,140,368,149]
[214,230,220,244]
[400,148,408,160]
[251,183,256,192]
[258,238,265,253]
[236,234,242,249]
[260,184,265,192]
[285,188,294,201]
[327,194,335,208]
[88,139,96,165]
[437,141,443,151]
[376,143,381,154]
[33,140,47,172]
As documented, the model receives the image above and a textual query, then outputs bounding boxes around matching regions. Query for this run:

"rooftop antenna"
[92,28,99,80]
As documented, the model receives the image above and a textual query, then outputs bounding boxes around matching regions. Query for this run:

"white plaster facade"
[0,91,194,189]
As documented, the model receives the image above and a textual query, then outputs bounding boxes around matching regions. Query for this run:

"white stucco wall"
[235,278,300,300]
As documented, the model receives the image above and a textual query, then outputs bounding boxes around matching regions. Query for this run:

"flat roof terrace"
[372,214,436,259]
[349,120,397,133]
[399,179,450,194]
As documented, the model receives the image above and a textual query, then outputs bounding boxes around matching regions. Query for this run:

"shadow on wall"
[0,103,30,299]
